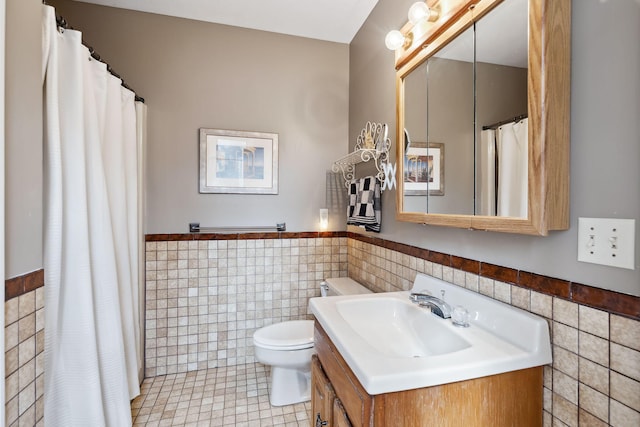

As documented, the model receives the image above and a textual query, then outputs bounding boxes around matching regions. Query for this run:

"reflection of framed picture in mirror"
[403,142,444,196]
[199,128,279,194]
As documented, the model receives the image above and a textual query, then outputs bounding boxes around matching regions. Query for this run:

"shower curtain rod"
[54,14,145,104]
[482,114,527,131]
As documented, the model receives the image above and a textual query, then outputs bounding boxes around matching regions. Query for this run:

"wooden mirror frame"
[394,0,571,235]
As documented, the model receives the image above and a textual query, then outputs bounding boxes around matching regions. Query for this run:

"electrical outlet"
[577,218,635,270]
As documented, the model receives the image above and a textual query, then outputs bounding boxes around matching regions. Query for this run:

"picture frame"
[199,128,279,194]
[403,142,444,196]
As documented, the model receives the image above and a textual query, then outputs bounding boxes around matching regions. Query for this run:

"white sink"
[335,297,471,357]
[309,273,552,395]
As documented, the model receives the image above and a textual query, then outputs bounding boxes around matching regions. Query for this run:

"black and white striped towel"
[347,176,381,233]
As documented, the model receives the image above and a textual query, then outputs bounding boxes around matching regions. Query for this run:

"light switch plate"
[577,218,636,270]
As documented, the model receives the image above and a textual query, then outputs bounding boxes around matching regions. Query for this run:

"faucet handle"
[452,305,470,327]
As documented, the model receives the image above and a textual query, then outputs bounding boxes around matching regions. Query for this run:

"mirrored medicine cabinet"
[394,0,571,235]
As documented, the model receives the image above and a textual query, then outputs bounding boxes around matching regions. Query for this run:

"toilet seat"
[253,320,314,351]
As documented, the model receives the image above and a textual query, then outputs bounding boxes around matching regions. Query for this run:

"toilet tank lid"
[325,277,372,295]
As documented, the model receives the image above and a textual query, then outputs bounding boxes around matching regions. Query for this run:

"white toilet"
[253,277,372,406]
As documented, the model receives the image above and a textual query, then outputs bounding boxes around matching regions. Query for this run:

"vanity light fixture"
[385,2,439,51]
[319,208,329,230]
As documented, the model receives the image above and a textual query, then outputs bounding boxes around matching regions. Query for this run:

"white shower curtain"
[42,5,142,426]
[496,118,528,217]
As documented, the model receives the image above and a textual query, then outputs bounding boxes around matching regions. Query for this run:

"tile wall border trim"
[5,269,45,301]
[347,232,640,320]
[145,231,348,241]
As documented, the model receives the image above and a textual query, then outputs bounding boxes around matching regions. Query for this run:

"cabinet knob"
[315,413,328,427]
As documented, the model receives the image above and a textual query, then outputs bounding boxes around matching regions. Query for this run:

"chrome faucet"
[409,291,452,319]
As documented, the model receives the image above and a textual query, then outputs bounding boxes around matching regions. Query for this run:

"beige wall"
[49,0,350,234]
[5,0,43,279]
[349,0,640,296]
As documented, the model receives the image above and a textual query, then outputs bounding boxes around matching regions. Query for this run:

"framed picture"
[199,128,279,194]
[403,142,444,196]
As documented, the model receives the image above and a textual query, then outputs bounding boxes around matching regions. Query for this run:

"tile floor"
[131,363,310,426]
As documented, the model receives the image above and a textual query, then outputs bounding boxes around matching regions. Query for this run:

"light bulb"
[408,2,430,24]
[385,30,405,50]
[408,2,439,25]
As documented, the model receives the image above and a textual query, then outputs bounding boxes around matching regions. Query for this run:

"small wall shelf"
[332,122,391,190]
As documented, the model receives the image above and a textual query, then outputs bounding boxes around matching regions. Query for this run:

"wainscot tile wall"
[347,234,640,427]
[4,270,45,427]
[7,232,637,426]
[144,233,348,377]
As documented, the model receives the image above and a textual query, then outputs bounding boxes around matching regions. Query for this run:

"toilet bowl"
[253,277,371,406]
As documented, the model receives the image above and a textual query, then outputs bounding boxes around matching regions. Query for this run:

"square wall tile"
[610,399,640,427]
[610,315,640,351]
[553,370,578,405]
[553,298,579,328]
[579,332,609,367]
[610,371,640,412]
[552,393,578,427]
[578,383,608,423]
[610,343,640,382]
[579,357,609,395]
[579,306,609,339]
[553,322,579,353]
[553,346,578,379]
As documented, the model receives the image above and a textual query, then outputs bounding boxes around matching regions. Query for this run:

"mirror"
[475,0,528,217]
[395,0,571,235]
[404,26,475,215]
[402,0,527,217]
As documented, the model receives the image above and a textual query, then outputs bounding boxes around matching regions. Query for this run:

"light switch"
[577,218,636,270]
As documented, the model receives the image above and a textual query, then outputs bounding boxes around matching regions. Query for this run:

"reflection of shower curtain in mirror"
[479,129,496,216]
[496,119,528,217]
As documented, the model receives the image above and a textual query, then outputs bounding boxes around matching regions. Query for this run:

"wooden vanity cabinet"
[332,399,352,427]
[312,322,544,427]
[312,355,337,427]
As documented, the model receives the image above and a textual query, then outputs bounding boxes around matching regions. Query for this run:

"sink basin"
[309,273,552,395]
[335,298,470,357]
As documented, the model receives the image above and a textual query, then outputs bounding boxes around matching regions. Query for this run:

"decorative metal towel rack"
[332,121,391,190]
[189,222,286,233]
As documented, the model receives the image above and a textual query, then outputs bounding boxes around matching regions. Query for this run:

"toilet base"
[268,365,311,406]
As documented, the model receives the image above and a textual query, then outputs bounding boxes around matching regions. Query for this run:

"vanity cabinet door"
[333,399,352,427]
[311,355,335,427]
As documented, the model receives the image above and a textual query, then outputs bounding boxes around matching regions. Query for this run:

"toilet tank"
[321,277,372,297]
